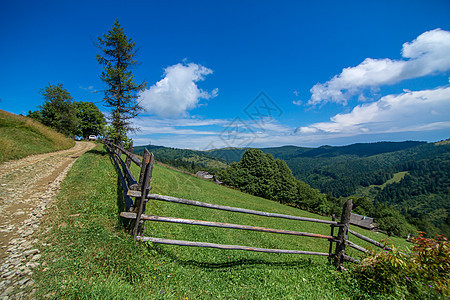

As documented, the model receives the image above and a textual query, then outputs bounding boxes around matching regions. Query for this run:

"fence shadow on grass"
[116,177,130,228]
[86,148,108,157]
[97,145,129,229]
[146,243,317,270]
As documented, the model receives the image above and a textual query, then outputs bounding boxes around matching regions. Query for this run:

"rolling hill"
[134,144,229,173]
[206,140,450,237]
[0,109,75,163]
[135,140,450,237]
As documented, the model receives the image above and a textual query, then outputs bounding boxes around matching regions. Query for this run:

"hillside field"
[32,144,409,299]
[0,109,74,163]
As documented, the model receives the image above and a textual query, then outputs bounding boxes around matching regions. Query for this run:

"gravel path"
[0,142,95,299]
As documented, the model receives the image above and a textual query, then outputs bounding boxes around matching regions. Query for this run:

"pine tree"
[96,19,146,144]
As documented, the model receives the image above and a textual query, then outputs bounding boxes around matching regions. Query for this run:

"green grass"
[0,109,75,163]
[33,145,409,299]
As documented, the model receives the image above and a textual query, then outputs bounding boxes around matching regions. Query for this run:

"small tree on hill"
[74,101,106,139]
[96,19,147,144]
[37,83,78,137]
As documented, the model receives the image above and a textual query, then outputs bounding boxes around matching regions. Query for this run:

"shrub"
[353,233,449,298]
[410,232,449,294]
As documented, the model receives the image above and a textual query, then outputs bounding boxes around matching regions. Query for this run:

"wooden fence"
[102,140,390,270]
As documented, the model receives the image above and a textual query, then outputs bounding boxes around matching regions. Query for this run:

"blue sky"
[1,0,450,149]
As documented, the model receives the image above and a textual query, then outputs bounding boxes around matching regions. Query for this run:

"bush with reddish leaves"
[410,232,449,294]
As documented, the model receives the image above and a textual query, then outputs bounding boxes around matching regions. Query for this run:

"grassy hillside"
[0,109,75,163]
[352,171,409,198]
[32,144,409,299]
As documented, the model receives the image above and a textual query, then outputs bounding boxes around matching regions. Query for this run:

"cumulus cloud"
[139,62,218,117]
[298,86,450,135]
[309,28,450,105]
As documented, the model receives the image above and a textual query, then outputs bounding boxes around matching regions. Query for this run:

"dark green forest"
[374,152,450,236]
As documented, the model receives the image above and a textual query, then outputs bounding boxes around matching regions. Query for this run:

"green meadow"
[33,144,407,299]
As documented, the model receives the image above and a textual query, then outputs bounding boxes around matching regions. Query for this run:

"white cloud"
[79,85,97,92]
[298,86,450,135]
[138,62,218,117]
[309,29,450,105]
[131,117,224,136]
[130,113,295,149]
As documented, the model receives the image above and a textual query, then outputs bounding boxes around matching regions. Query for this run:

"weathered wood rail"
[102,140,389,270]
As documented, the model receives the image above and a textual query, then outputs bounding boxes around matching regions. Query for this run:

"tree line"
[28,84,106,139]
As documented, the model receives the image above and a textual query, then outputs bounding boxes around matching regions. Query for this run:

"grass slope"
[33,144,408,299]
[353,171,409,198]
[0,109,74,163]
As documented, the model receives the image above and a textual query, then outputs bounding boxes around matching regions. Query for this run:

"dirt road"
[0,141,95,298]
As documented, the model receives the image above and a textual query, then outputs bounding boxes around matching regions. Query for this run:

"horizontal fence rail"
[346,240,371,254]
[349,229,391,251]
[138,236,335,256]
[120,212,335,240]
[102,140,389,270]
[107,140,142,167]
[128,191,339,225]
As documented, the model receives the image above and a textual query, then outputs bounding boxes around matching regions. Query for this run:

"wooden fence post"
[328,214,336,263]
[334,199,353,271]
[125,144,133,169]
[117,141,123,157]
[132,149,154,239]
[130,149,149,236]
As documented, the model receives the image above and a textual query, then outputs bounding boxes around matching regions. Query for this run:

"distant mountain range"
[206,140,427,161]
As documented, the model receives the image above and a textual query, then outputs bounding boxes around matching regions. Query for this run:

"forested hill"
[206,141,426,162]
[204,141,444,197]
[135,141,446,198]
[134,145,228,173]
[135,140,449,236]
[205,140,450,237]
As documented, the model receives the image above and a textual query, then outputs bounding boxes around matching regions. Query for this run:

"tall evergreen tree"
[96,19,146,144]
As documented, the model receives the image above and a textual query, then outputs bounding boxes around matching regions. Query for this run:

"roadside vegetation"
[0,109,74,163]
[28,84,106,140]
[31,144,433,299]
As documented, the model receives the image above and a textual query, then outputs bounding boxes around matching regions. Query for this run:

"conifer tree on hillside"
[96,19,146,144]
